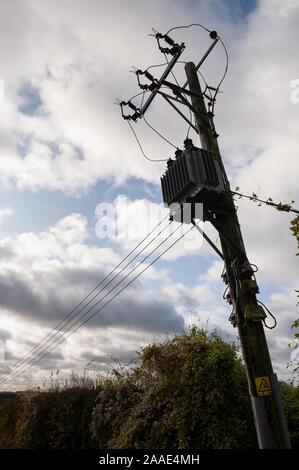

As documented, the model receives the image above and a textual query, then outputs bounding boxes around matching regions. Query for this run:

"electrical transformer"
[161,139,225,221]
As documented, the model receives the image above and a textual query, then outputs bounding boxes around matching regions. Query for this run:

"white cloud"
[0,207,13,224]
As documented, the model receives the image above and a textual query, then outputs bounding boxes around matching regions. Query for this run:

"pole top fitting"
[184,138,193,149]
[175,148,183,159]
[210,30,218,40]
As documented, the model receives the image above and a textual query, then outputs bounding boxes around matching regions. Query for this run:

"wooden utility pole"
[185,62,291,449]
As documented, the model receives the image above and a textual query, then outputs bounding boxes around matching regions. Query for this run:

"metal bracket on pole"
[181,37,219,89]
[157,91,198,133]
[161,80,203,99]
[191,219,224,260]
[203,209,246,259]
[159,81,211,131]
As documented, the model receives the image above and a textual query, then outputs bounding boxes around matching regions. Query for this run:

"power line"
[165,23,212,35]
[5,224,193,385]
[6,213,170,375]
[127,120,169,162]
[1,223,193,387]
[142,114,178,150]
[1,216,178,384]
[127,90,179,159]
[211,36,229,118]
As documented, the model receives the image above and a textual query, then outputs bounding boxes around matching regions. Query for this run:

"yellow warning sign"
[255,376,272,396]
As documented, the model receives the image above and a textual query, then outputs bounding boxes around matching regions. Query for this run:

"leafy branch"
[231,189,299,215]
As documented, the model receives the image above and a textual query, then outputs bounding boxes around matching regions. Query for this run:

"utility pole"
[185,61,291,449]
[120,30,291,449]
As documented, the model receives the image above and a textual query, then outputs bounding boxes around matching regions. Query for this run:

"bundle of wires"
[0,214,194,387]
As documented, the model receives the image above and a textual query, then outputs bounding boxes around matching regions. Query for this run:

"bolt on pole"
[184,61,291,449]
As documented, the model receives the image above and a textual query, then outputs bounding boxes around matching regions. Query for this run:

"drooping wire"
[6,212,170,374]
[142,114,178,150]
[127,120,168,162]
[163,23,229,120]
[1,223,194,386]
[258,299,277,330]
[211,36,229,118]
[136,87,179,150]
[165,23,212,35]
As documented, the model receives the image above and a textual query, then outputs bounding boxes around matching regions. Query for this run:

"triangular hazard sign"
[255,376,272,396]
[258,378,271,393]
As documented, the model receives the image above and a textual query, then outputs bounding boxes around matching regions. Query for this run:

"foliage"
[4,373,102,449]
[287,215,299,374]
[287,319,299,375]
[0,327,299,449]
[14,387,99,449]
[0,395,23,448]
[232,188,298,215]
[279,382,299,448]
[0,392,20,406]
[91,326,257,449]
[290,215,299,255]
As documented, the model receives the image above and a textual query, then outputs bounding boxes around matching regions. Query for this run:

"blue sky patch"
[18,82,43,116]
[224,0,258,20]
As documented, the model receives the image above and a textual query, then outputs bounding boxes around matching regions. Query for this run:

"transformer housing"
[161,139,225,212]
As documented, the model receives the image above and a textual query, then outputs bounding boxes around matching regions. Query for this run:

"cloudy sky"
[0,0,298,391]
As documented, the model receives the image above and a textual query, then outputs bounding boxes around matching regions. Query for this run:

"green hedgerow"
[91,326,258,449]
[1,325,298,449]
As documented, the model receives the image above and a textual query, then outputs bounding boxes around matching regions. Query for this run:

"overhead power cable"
[1,223,193,387]
[1,216,181,384]
[7,213,170,375]
[1,218,174,385]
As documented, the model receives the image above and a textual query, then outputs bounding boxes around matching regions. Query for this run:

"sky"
[0,0,298,391]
